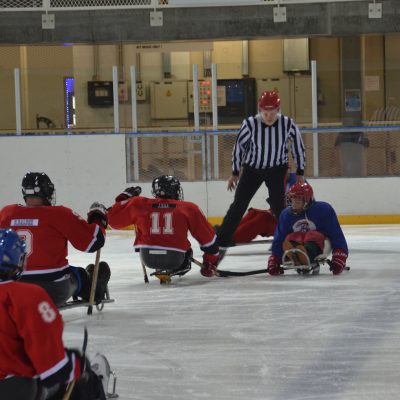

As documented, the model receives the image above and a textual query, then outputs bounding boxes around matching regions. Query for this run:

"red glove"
[330,249,347,275]
[87,202,108,229]
[201,253,219,277]
[267,254,284,275]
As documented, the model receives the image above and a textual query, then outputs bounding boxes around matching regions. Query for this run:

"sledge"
[226,238,273,248]
[149,267,191,285]
[282,240,350,275]
[59,287,115,312]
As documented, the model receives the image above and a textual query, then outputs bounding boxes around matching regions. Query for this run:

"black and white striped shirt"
[232,113,306,176]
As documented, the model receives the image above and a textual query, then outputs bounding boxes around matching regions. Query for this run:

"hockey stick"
[190,257,268,277]
[224,238,273,248]
[141,261,149,284]
[87,249,101,315]
[63,327,88,400]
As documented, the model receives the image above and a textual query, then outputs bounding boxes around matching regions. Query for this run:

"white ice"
[63,225,400,400]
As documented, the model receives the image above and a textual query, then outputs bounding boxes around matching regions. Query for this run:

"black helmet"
[22,172,55,205]
[152,175,183,200]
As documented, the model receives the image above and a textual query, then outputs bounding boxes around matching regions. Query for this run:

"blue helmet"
[0,229,26,279]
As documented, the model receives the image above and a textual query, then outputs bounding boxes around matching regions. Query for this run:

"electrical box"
[118,82,129,103]
[87,81,113,107]
[136,82,146,101]
[257,77,291,116]
[217,78,257,124]
[150,81,188,120]
[188,80,227,113]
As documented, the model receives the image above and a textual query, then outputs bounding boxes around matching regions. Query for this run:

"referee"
[217,90,306,248]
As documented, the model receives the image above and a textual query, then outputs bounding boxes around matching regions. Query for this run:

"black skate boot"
[86,262,111,302]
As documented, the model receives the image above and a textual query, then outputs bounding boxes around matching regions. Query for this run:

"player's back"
[134,197,201,252]
[109,196,211,252]
[0,204,85,270]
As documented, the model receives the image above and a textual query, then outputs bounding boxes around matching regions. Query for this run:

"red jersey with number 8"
[0,281,67,380]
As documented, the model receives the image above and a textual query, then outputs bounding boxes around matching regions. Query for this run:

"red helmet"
[287,182,314,214]
[258,91,280,111]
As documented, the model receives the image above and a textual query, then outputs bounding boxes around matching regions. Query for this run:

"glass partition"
[1,35,400,180]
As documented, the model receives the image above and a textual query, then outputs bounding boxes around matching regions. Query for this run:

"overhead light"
[42,13,55,29]
[368,2,382,19]
[150,10,163,27]
[273,6,287,23]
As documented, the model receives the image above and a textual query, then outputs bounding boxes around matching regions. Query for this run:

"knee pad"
[285,231,306,244]
[304,231,325,252]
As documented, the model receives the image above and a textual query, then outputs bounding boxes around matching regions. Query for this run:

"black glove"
[87,202,108,229]
[115,186,142,202]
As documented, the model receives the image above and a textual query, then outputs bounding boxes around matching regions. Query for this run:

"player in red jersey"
[0,172,110,307]
[0,228,107,400]
[216,171,298,245]
[108,175,219,279]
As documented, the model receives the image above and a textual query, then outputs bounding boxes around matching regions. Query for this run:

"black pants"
[218,164,288,247]
[0,377,38,400]
[19,267,88,307]
[140,248,192,273]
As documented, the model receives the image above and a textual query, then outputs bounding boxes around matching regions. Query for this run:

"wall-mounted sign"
[345,89,361,112]
[135,42,213,52]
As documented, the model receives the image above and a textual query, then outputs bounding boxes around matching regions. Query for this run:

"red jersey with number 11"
[108,197,217,253]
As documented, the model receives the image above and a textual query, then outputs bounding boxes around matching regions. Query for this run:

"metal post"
[192,64,200,132]
[14,68,22,135]
[211,64,219,179]
[311,60,319,177]
[130,65,139,181]
[201,134,206,181]
[112,66,120,133]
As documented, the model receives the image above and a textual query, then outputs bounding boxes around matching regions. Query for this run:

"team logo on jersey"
[11,219,39,226]
[292,219,316,233]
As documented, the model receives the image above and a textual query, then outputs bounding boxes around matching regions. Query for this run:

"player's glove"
[65,348,85,381]
[201,253,219,277]
[267,254,284,275]
[115,186,142,202]
[330,249,348,275]
[87,202,108,229]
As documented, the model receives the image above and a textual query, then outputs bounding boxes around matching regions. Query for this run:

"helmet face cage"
[0,229,26,280]
[287,183,314,215]
[151,175,184,200]
[22,172,55,205]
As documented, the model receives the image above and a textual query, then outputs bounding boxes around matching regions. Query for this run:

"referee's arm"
[232,119,251,176]
[288,120,306,176]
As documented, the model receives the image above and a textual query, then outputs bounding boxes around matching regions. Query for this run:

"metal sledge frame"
[282,247,321,275]
[282,240,350,274]
[59,286,115,311]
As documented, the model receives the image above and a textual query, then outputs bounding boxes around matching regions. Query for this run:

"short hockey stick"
[87,249,101,315]
[190,257,268,277]
[141,261,149,284]
[63,327,88,400]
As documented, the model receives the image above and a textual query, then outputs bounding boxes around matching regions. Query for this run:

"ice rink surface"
[63,225,400,400]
